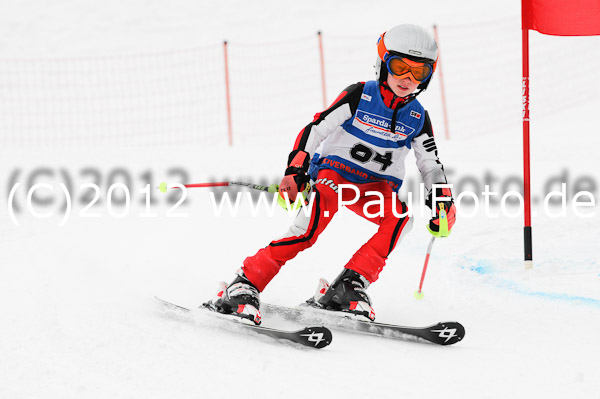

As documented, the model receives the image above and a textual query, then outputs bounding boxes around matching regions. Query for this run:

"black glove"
[426,185,456,237]
[279,150,311,202]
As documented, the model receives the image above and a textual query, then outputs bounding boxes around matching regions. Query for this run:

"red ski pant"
[242,169,413,291]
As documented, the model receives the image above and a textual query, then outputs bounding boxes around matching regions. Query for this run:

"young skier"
[208,24,456,324]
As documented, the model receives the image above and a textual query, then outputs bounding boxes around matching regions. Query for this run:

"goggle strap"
[377,33,389,62]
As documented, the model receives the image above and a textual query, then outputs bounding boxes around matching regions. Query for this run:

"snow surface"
[1,1,600,398]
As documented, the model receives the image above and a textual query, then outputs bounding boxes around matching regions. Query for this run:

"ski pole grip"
[438,203,449,237]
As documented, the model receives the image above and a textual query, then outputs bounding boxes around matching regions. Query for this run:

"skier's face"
[387,73,419,98]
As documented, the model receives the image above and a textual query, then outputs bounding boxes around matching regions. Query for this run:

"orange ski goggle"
[386,56,433,82]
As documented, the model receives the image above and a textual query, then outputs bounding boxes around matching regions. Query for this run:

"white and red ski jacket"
[292,80,448,194]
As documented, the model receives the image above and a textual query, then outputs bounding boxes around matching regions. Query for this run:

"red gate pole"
[223,40,233,146]
[522,27,533,269]
[317,31,327,109]
[433,25,450,140]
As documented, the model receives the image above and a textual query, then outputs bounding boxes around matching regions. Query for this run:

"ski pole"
[157,181,278,193]
[414,235,436,300]
[157,180,312,212]
[414,203,447,300]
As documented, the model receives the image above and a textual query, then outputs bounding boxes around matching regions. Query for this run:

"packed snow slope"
[1,1,600,399]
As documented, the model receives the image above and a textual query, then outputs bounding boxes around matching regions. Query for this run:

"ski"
[262,303,465,346]
[155,297,332,349]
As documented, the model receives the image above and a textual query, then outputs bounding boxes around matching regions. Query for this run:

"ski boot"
[307,268,376,321]
[205,271,262,325]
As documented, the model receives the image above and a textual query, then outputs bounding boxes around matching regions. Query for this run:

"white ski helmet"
[375,24,438,91]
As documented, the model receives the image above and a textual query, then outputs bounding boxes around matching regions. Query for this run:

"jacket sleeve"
[292,82,364,157]
[411,111,449,195]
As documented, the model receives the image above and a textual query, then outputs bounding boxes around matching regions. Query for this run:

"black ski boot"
[308,268,376,321]
[208,271,262,325]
